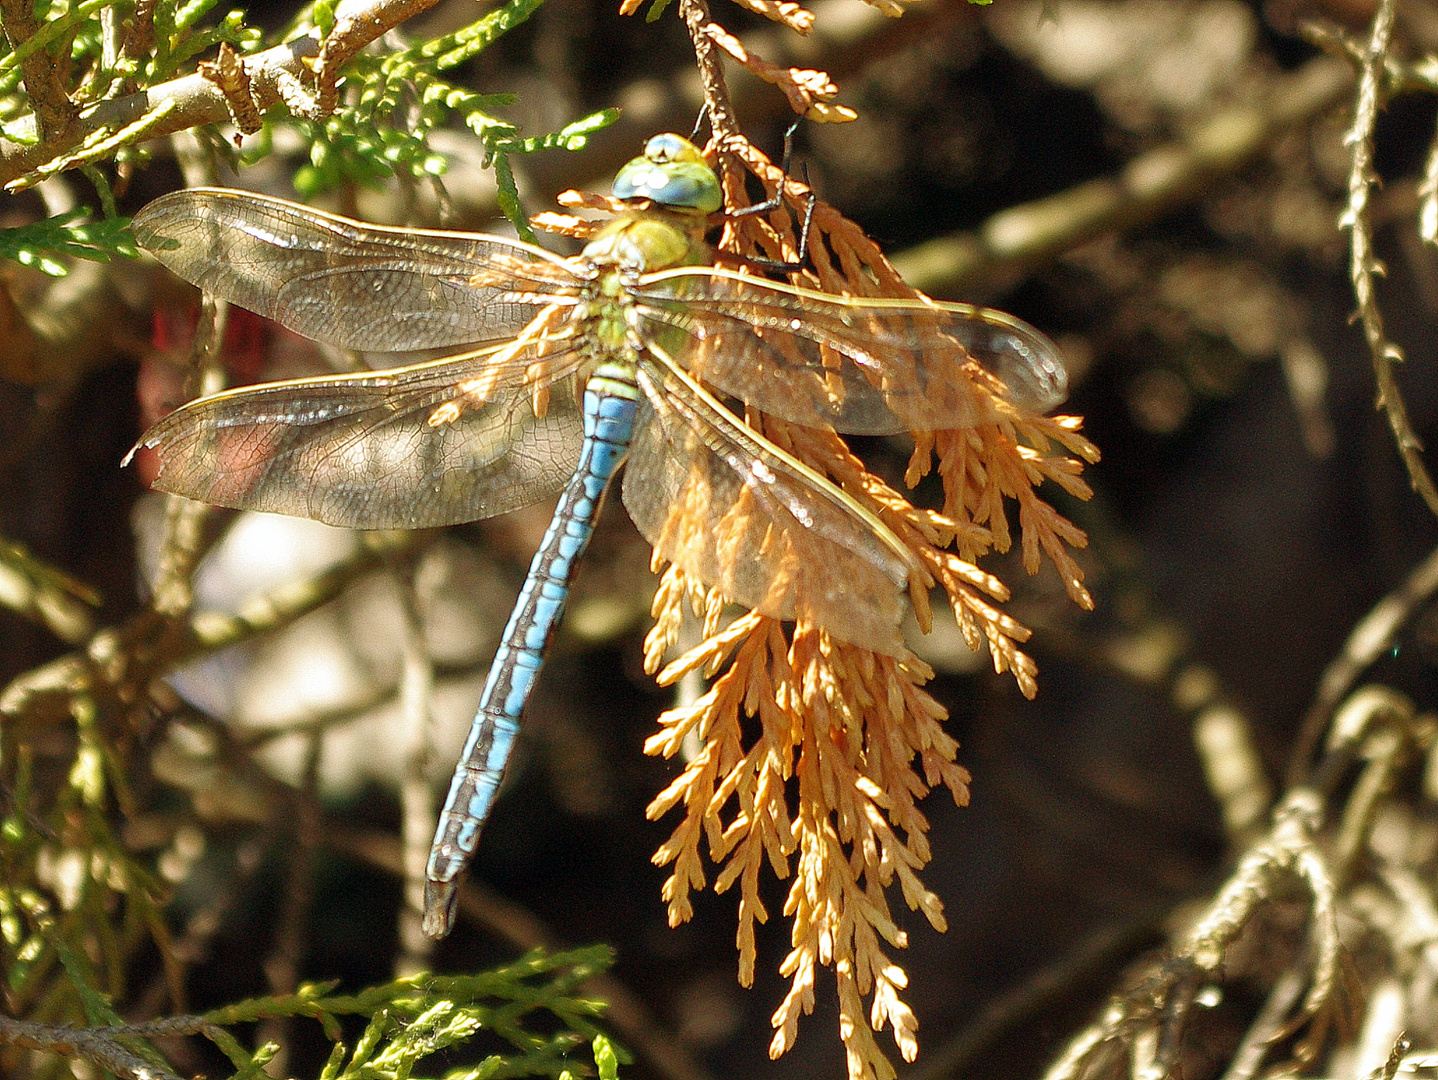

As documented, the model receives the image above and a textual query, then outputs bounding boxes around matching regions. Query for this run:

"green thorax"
[578,133,721,352]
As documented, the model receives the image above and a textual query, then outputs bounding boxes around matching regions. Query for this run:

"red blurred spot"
[131,306,275,488]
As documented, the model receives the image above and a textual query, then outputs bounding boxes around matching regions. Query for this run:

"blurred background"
[4,0,1438,1077]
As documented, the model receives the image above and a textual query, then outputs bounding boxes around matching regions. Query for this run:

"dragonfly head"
[585,135,720,272]
[612,134,722,215]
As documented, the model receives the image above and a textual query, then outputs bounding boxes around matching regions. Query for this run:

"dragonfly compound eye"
[613,136,722,215]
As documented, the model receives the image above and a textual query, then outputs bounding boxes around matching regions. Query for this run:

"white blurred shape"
[988,0,1257,128]
[133,495,509,798]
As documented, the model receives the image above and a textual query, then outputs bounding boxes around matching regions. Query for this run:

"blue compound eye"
[612,134,722,214]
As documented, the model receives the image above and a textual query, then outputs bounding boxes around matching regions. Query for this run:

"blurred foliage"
[0,207,136,273]
[0,942,621,1078]
[0,0,616,272]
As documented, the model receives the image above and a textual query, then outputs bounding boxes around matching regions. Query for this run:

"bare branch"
[0,0,78,141]
[0,1014,185,1080]
[0,0,446,188]
[1339,0,1438,518]
[891,55,1354,297]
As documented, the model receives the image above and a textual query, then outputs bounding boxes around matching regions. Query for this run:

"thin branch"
[1340,0,1438,519]
[890,55,1354,297]
[0,537,98,643]
[1303,20,1438,97]
[908,920,1159,1080]
[0,531,414,724]
[1324,686,1416,887]
[0,0,78,141]
[1041,780,1346,1080]
[0,0,445,187]
[312,0,443,115]
[0,1013,183,1080]
[257,729,324,1077]
[396,565,438,975]
[1420,110,1438,244]
[1217,967,1310,1080]
[148,307,226,615]
[679,0,739,142]
[149,135,235,617]
[1289,542,1438,787]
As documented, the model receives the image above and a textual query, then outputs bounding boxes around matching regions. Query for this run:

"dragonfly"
[128,133,1068,939]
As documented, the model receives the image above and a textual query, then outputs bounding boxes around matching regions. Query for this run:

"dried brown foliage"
[618,135,1098,1079]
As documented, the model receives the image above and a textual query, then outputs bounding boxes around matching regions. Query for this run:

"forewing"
[622,360,914,655]
[133,350,585,529]
[635,267,1068,434]
[132,188,580,351]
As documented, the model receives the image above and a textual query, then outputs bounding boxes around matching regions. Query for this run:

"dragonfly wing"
[134,351,585,529]
[132,188,579,352]
[635,268,1067,434]
[623,358,915,655]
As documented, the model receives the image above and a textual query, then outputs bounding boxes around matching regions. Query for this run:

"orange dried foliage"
[619,0,814,31]
[639,136,1098,1080]
[701,24,855,121]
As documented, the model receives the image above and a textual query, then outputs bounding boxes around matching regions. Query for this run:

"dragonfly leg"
[422,365,640,940]
[722,122,817,274]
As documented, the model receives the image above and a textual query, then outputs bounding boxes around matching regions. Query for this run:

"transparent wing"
[132,188,583,352]
[634,267,1068,435]
[132,348,586,529]
[622,356,916,655]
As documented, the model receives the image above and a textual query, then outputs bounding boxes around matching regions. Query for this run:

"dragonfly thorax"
[563,266,645,359]
[573,212,709,357]
[581,212,708,273]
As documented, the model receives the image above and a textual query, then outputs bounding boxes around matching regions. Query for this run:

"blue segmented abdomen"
[423,361,640,938]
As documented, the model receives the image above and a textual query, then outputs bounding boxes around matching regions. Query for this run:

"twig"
[1059,683,1420,1080]
[1193,700,1274,843]
[149,134,229,617]
[908,920,1159,1080]
[0,0,444,186]
[258,729,324,1076]
[148,304,226,617]
[889,55,1354,297]
[0,531,414,723]
[1324,686,1416,886]
[679,0,740,145]
[1184,789,1337,1024]
[311,0,444,116]
[12,96,178,189]
[1289,543,1438,786]
[1044,786,1341,1080]
[1354,984,1408,1080]
[0,1013,184,1080]
[1421,110,1438,244]
[0,0,78,141]
[396,564,438,975]
[130,822,274,1024]
[1304,21,1425,96]
[0,537,98,643]
[1218,966,1310,1080]
[522,0,956,207]
[1340,0,1438,519]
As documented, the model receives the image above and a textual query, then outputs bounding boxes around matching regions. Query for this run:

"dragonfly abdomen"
[423,360,640,938]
